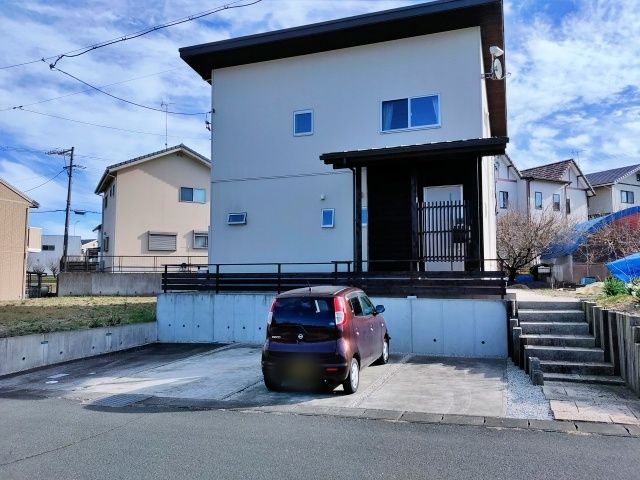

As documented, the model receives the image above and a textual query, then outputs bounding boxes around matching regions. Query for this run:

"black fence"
[162,261,506,298]
[418,200,472,264]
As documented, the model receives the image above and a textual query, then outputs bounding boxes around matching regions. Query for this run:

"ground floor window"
[621,190,635,204]
[193,231,208,249]
[498,191,508,209]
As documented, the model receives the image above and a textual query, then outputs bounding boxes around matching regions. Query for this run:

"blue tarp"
[607,253,640,283]
[542,206,640,259]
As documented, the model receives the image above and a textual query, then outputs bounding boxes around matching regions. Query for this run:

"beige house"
[0,177,39,300]
[95,145,210,271]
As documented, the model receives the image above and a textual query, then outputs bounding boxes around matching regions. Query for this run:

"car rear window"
[272,297,335,327]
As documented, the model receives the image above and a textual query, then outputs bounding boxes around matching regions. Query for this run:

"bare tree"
[26,257,46,274]
[497,210,573,283]
[48,258,61,278]
[575,220,640,276]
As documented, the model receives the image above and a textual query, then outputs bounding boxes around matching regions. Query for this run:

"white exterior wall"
[611,173,640,213]
[28,235,81,273]
[495,156,520,217]
[588,186,613,217]
[210,28,487,266]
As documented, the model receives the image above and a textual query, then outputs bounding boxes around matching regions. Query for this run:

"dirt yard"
[0,296,156,338]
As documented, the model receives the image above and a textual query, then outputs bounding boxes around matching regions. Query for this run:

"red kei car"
[261,286,389,394]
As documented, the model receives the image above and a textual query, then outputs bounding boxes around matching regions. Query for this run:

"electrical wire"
[30,209,101,214]
[23,169,65,192]
[49,65,211,116]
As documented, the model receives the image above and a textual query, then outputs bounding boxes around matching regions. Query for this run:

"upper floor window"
[381,95,440,132]
[636,173,640,182]
[553,194,561,211]
[498,191,509,209]
[42,244,55,251]
[621,190,635,204]
[227,212,247,225]
[180,187,206,203]
[534,192,543,209]
[293,110,313,136]
[321,208,335,228]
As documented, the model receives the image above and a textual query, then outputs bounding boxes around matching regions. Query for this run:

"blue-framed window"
[381,95,440,132]
[321,208,335,228]
[227,212,247,225]
[293,110,313,136]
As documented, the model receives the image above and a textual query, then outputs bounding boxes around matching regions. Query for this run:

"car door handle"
[356,331,360,336]
[370,327,374,332]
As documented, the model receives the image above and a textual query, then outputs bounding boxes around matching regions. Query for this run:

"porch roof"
[320,137,509,169]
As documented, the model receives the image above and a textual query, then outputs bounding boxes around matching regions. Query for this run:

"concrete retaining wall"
[157,293,508,358]
[584,302,640,395]
[0,322,157,377]
[58,273,162,296]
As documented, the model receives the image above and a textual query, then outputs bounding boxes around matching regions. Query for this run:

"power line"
[50,65,211,116]
[0,0,262,70]
[23,169,65,192]
[14,107,208,140]
[0,145,113,163]
[30,209,101,214]
[0,67,180,112]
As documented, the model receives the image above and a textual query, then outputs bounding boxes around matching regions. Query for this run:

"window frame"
[498,191,509,209]
[534,192,543,210]
[227,212,247,225]
[380,94,441,133]
[193,231,208,249]
[553,194,561,211]
[621,190,635,204]
[103,235,109,253]
[147,232,177,252]
[636,173,640,182]
[180,187,206,204]
[361,206,368,227]
[293,109,314,137]
[321,208,335,229]
[42,244,55,251]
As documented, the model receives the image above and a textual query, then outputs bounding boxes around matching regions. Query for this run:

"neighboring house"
[0,177,39,300]
[81,239,99,258]
[28,234,82,273]
[94,144,210,271]
[585,164,640,218]
[495,157,594,223]
[180,0,508,272]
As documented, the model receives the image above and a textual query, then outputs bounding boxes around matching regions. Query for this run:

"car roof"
[277,286,359,297]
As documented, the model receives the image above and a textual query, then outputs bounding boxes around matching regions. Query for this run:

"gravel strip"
[505,360,553,420]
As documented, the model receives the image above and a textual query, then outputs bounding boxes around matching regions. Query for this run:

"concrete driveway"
[0,344,507,417]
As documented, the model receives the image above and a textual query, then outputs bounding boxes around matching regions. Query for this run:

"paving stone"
[329,407,367,418]
[361,409,403,421]
[624,424,640,437]
[400,411,444,424]
[441,414,485,426]
[528,419,577,433]
[483,417,530,429]
[575,422,630,436]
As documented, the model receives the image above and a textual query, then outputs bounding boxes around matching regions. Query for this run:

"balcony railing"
[62,255,208,273]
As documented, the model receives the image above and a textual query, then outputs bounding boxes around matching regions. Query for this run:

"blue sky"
[1,0,639,238]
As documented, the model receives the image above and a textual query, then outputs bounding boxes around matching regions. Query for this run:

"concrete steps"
[518,300,582,310]
[539,360,614,376]
[519,322,589,335]
[543,373,626,386]
[520,334,595,348]
[518,309,585,323]
[523,345,605,363]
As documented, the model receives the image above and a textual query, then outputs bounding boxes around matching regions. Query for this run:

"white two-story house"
[181,0,508,274]
[495,157,594,223]
[586,164,640,218]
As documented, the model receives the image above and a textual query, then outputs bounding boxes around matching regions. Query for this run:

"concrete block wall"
[156,293,508,358]
[0,322,157,377]
[58,273,162,296]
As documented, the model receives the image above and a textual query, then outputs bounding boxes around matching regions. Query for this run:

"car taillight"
[334,297,347,326]
[267,298,276,325]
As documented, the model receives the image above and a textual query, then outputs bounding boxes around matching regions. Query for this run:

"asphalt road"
[1,396,638,480]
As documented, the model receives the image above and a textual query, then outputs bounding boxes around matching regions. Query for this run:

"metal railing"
[62,255,208,273]
[161,259,506,298]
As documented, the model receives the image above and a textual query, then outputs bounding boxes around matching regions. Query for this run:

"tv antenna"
[160,99,173,148]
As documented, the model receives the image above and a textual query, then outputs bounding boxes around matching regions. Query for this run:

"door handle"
[356,331,360,336]
[370,327,374,332]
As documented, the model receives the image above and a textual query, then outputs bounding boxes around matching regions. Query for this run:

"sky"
[1,0,639,239]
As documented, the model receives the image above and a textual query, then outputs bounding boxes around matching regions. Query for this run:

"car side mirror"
[375,305,385,314]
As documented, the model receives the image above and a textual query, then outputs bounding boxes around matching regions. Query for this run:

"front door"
[423,185,465,272]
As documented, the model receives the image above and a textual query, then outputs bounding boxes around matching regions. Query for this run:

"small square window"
[621,190,635,204]
[499,191,509,209]
[553,194,561,211]
[227,212,247,225]
[361,206,368,227]
[534,192,543,209]
[193,231,208,249]
[321,208,335,228]
[180,187,193,202]
[42,245,55,251]
[293,110,313,136]
[180,187,206,203]
[381,99,408,131]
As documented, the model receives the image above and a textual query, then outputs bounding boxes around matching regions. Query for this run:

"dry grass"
[527,284,640,315]
[0,296,156,338]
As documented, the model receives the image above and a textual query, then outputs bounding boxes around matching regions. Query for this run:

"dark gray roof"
[585,164,640,187]
[95,144,210,194]
[520,159,595,195]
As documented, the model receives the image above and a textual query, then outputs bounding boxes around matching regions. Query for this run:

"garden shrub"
[603,277,628,297]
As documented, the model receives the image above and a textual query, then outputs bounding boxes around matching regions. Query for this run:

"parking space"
[0,343,507,417]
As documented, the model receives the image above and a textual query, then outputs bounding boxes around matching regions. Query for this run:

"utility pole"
[48,147,82,272]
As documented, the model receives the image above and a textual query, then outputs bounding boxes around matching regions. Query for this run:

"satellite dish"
[492,58,504,80]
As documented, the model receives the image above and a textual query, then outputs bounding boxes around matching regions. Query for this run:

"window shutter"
[148,233,177,251]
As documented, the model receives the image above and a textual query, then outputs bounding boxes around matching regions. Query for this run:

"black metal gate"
[417,200,472,266]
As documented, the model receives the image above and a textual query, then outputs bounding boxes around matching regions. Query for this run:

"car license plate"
[289,362,314,379]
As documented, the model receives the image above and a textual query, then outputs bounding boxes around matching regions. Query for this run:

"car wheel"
[342,357,360,394]
[263,374,283,392]
[374,337,390,365]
